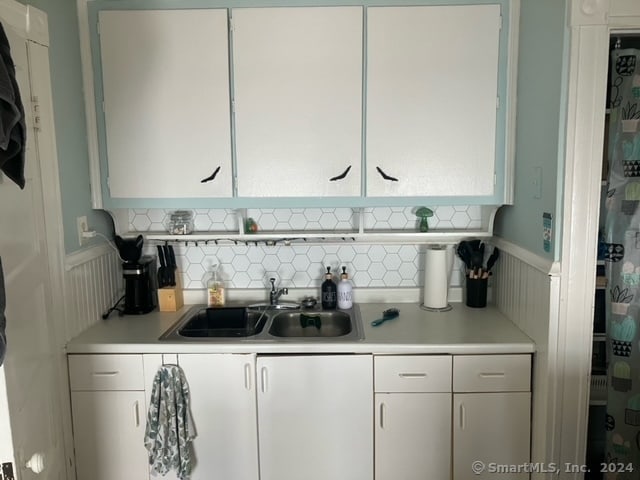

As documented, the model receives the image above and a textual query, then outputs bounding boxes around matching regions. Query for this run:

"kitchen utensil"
[171,245,178,285]
[470,242,484,270]
[456,241,472,269]
[156,245,166,288]
[486,247,500,271]
[468,239,482,251]
[166,245,177,286]
[371,308,400,327]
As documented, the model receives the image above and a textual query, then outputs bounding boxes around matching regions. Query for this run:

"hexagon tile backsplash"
[129,206,482,233]
[132,207,476,290]
[143,242,466,290]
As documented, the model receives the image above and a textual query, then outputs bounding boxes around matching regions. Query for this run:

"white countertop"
[66,302,535,355]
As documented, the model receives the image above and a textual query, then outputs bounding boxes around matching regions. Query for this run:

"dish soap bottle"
[321,266,337,310]
[207,264,225,307]
[337,266,353,309]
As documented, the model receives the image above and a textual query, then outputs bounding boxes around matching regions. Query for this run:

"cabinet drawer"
[453,355,531,393]
[374,355,451,392]
[68,355,144,391]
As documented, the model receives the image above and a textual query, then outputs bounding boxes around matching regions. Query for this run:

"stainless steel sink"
[159,304,363,342]
[269,311,353,338]
[160,306,267,339]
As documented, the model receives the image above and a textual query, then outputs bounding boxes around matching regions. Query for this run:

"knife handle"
[164,245,176,286]
[156,245,165,265]
[167,245,177,268]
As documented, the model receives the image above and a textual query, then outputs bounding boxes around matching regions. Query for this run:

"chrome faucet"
[269,278,288,305]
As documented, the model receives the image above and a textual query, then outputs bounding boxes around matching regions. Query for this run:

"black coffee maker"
[115,235,156,315]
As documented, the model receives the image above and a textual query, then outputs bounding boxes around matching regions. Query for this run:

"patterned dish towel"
[144,364,196,480]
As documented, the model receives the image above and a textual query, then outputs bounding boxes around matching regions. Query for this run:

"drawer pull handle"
[91,371,118,377]
[261,367,268,393]
[379,402,386,429]
[459,403,466,430]
[479,372,505,378]
[244,363,252,391]
[398,373,427,378]
[133,401,140,427]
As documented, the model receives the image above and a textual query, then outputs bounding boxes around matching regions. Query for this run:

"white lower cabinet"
[374,355,452,480]
[374,354,531,480]
[453,392,531,480]
[256,354,373,480]
[68,352,531,480]
[142,353,259,480]
[452,355,532,480]
[71,391,148,480]
[375,393,451,480]
[68,355,149,480]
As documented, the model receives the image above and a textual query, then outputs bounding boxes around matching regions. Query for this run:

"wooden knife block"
[158,276,184,312]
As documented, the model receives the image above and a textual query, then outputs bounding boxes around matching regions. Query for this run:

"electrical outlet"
[77,216,89,246]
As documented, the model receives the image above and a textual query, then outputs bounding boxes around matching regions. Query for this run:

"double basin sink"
[160,303,364,342]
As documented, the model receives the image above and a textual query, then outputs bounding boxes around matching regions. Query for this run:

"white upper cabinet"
[98,9,233,198]
[366,5,502,198]
[232,7,363,197]
[87,3,515,210]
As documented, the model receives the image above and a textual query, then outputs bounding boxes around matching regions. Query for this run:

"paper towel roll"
[422,245,452,310]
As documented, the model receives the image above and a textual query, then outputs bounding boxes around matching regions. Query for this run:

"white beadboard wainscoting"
[492,238,561,479]
[64,244,122,342]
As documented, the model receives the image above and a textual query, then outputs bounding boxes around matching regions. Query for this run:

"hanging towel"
[0,22,25,189]
[144,364,196,480]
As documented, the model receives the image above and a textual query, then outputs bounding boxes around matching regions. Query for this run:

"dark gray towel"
[0,258,6,366]
[0,22,25,189]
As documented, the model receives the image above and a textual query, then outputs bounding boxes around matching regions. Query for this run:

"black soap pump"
[321,266,337,310]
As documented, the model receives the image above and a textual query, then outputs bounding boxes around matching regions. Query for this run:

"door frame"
[557,0,640,475]
[0,0,71,475]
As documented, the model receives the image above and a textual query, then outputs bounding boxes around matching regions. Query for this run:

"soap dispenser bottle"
[207,264,225,307]
[321,266,337,310]
[337,266,353,310]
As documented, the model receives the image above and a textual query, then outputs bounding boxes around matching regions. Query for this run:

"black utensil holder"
[466,277,488,308]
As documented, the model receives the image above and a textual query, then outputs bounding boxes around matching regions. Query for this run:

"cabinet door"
[233,7,363,197]
[453,392,531,480]
[71,391,148,480]
[366,5,501,198]
[375,393,451,480]
[98,9,232,198]
[176,354,259,480]
[257,355,373,480]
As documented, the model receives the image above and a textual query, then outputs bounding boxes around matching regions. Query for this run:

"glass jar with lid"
[165,210,194,235]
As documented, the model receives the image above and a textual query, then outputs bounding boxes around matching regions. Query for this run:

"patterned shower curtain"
[605,48,640,477]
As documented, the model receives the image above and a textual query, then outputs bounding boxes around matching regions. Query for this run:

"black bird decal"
[376,166,398,182]
[329,165,352,181]
[201,166,221,183]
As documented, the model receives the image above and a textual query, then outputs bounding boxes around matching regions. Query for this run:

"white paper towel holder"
[420,244,453,312]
